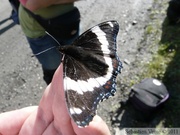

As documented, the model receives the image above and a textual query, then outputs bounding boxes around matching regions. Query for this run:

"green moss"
[137,0,180,128]
[145,25,154,34]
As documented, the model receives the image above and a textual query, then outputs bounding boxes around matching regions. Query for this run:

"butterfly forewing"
[60,20,122,127]
[73,21,119,54]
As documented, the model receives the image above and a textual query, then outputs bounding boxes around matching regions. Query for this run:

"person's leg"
[27,34,61,84]
[26,32,79,84]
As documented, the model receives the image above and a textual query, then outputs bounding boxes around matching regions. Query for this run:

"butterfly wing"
[60,20,122,127]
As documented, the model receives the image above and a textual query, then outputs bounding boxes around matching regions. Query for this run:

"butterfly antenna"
[45,31,61,46]
[31,46,57,57]
[31,31,60,57]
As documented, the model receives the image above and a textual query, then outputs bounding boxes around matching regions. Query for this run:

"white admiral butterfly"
[59,20,122,127]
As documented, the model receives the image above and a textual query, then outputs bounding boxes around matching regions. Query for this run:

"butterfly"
[58,20,122,127]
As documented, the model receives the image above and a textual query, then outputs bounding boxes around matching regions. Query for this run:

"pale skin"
[0,64,111,135]
[20,0,81,11]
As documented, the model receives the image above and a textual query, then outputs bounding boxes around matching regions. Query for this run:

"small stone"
[132,20,137,25]
[124,59,130,65]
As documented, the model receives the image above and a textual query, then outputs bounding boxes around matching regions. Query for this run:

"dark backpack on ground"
[129,78,169,120]
[167,0,180,24]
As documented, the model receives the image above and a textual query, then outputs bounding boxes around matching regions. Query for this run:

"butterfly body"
[59,20,122,127]
[59,45,109,77]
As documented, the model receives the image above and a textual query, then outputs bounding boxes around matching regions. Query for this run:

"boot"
[43,69,56,85]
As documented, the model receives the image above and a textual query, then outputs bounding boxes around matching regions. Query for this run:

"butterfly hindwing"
[59,20,122,127]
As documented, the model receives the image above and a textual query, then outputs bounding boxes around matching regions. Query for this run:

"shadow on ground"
[161,17,180,127]
[0,17,16,35]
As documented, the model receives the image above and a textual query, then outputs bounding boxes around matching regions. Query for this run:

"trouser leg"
[27,34,61,84]
[26,32,79,84]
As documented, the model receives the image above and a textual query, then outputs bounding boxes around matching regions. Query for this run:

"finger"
[51,63,76,135]
[72,115,111,135]
[52,64,111,135]
[0,106,37,135]
[19,81,57,133]
[43,121,62,135]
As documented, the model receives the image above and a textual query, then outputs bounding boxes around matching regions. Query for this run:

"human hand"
[0,64,111,135]
[20,0,80,11]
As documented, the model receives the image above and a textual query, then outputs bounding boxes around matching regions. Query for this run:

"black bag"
[24,7,80,39]
[167,0,180,24]
[129,78,169,120]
